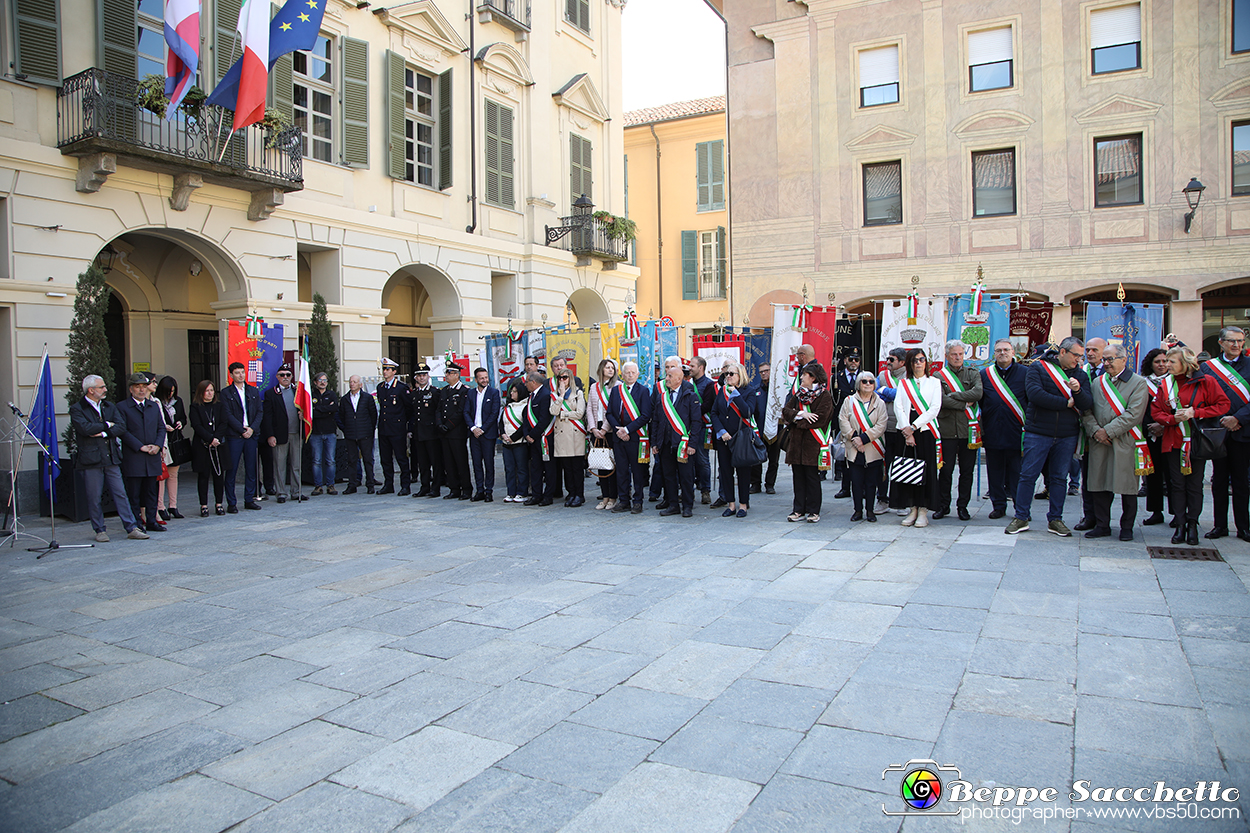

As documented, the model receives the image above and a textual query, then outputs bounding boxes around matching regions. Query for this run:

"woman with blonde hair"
[838,370,889,522]
[711,362,759,518]
[587,358,620,509]
[550,364,588,507]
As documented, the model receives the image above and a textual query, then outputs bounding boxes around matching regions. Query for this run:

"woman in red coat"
[1151,346,1229,544]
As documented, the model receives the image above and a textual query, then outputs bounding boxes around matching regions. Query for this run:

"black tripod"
[1,403,92,557]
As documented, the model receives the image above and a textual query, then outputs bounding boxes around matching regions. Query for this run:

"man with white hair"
[607,361,652,514]
[651,356,700,517]
[69,375,147,541]
[1080,342,1149,540]
[934,340,983,520]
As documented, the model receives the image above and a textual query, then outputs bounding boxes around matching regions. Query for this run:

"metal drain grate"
[1147,546,1224,562]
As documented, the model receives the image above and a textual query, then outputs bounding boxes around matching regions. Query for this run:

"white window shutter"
[968,27,1013,65]
[859,45,900,88]
[1090,4,1141,48]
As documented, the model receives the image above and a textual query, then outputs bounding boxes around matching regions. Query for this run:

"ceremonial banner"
[600,322,624,367]
[728,328,773,376]
[547,329,592,390]
[228,319,284,389]
[656,325,680,376]
[1084,302,1165,372]
[693,334,745,374]
[487,334,524,391]
[1010,301,1054,358]
[834,316,863,367]
[763,305,804,440]
[636,321,657,382]
[879,297,947,370]
[946,293,1010,371]
[527,328,546,366]
[799,307,839,371]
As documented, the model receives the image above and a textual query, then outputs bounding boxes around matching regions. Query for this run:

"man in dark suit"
[689,357,716,505]
[409,363,444,497]
[261,363,305,503]
[376,358,412,495]
[438,364,472,500]
[464,366,501,502]
[607,360,653,514]
[222,361,263,512]
[523,371,555,506]
[70,374,147,541]
[652,357,701,517]
[116,373,167,532]
[337,374,378,494]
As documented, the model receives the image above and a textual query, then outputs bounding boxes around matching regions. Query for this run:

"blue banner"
[727,328,773,376]
[1084,302,1164,372]
[946,294,1010,372]
[31,352,59,498]
[252,323,285,391]
[656,326,679,380]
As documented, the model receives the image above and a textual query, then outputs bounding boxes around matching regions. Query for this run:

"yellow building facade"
[624,97,730,339]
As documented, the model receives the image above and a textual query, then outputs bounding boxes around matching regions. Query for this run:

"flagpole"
[24,345,92,554]
[214,31,244,163]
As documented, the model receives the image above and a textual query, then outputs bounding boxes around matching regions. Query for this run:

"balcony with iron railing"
[545,198,632,266]
[57,68,304,204]
[477,0,531,38]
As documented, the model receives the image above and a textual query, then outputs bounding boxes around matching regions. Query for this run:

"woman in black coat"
[155,376,188,520]
[710,362,760,518]
[189,380,227,516]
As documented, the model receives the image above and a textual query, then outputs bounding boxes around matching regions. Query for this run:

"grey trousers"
[81,465,138,533]
[272,436,302,497]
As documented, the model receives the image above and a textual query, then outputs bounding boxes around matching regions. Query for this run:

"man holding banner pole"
[935,341,983,521]
[1198,326,1250,540]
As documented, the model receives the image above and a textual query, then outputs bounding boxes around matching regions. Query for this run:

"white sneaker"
[874,500,889,515]
[506,495,517,503]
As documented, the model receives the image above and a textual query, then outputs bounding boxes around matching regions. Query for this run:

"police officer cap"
[381,357,399,369]
[278,363,293,373]
[415,362,431,375]
[444,362,461,374]
[845,349,861,360]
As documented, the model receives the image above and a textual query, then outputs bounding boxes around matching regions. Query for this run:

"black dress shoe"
[344,485,358,494]
[1237,530,1250,543]
[1084,527,1112,539]
[1142,512,1164,526]
[444,493,458,499]
[265,487,277,496]
[932,509,948,520]
[611,502,631,513]
[631,503,643,514]
[158,509,171,521]
[245,501,263,510]
[145,523,166,532]
[397,488,410,497]
[710,498,728,509]
[682,507,693,518]
[563,496,573,507]
[484,494,493,503]
[648,495,660,502]
[957,508,971,521]
[656,502,671,511]
[378,486,395,495]
[523,497,539,506]
[1172,526,1186,545]
[1206,527,1229,539]
[415,488,431,497]
[1119,529,1134,542]
[427,491,440,498]
[765,486,776,495]
[459,493,471,500]
[1187,522,1200,546]
[366,486,376,494]
[471,493,485,502]
[297,494,308,501]
[1170,516,1179,528]
[537,498,553,506]
[1073,518,1096,531]
[988,508,1006,519]
[568,496,585,507]
[866,512,877,523]
[749,486,761,494]
[226,504,239,514]
[850,510,863,522]
[659,506,680,517]
[276,495,287,504]
[833,490,851,500]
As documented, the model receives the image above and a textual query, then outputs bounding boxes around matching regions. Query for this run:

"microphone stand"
[1,403,92,557]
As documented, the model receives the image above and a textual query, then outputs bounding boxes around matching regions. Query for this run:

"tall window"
[566,0,589,32]
[682,228,725,300]
[294,35,334,163]
[859,45,900,107]
[1094,134,1142,206]
[696,140,725,212]
[1234,121,1250,197]
[1090,4,1141,74]
[968,26,1013,92]
[187,330,220,392]
[1236,0,1250,53]
[570,133,593,202]
[136,0,164,79]
[863,161,902,225]
[485,99,515,209]
[972,149,1016,216]
[405,67,435,186]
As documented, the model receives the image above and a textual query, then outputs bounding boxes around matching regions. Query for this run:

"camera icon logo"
[882,759,963,817]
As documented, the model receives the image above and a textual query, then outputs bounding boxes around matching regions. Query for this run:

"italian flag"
[231,0,270,131]
[295,337,313,440]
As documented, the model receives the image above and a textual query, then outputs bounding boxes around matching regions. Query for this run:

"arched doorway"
[1069,286,1173,340]
[382,265,461,379]
[103,292,127,396]
[568,288,610,328]
[1200,281,1250,356]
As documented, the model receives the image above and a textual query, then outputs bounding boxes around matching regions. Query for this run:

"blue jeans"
[1014,432,1078,522]
[501,442,529,497]
[81,465,138,532]
[310,433,336,487]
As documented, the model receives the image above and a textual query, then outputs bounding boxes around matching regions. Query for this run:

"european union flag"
[205,0,329,112]
[29,352,59,499]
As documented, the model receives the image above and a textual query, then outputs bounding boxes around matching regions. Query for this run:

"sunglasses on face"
[277,373,292,378]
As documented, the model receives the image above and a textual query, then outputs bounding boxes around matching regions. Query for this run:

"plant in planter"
[135,74,169,118]
[179,86,208,123]
[260,109,295,149]
[591,211,638,242]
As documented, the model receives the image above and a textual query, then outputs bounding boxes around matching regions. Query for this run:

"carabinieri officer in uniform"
[376,357,413,495]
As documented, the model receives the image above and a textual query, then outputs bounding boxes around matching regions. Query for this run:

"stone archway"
[381,264,462,377]
[568,287,610,327]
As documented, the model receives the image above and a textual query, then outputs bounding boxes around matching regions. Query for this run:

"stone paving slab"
[0,465,1247,831]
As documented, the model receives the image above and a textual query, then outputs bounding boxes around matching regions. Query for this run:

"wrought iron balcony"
[477,0,531,36]
[56,68,303,195]
[546,209,631,265]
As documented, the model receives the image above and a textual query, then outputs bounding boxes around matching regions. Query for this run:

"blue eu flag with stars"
[30,351,59,499]
[205,0,330,113]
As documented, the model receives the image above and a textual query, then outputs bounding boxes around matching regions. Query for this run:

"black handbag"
[168,435,193,467]
[731,426,767,468]
[1190,390,1227,462]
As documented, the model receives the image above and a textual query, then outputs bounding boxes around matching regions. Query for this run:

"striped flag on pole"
[163,0,200,115]
[295,337,312,440]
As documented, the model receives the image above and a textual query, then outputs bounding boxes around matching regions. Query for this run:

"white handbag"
[587,440,615,473]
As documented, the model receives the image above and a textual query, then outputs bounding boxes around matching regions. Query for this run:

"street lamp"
[1182,178,1206,234]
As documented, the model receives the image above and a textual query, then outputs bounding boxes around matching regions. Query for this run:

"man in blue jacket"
[464,367,501,502]
[1199,326,1250,540]
[652,357,701,518]
[608,360,653,514]
[980,339,1029,520]
[222,361,263,512]
[1006,337,1093,537]
[117,373,168,532]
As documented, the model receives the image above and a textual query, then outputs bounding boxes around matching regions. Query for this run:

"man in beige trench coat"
[1080,342,1151,541]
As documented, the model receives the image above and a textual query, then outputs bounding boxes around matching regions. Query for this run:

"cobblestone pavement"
[0,463,1247,832]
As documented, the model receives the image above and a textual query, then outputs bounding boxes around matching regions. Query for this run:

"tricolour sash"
[503,402,524,436]
[938,367,983,448]
[1164,374,1192,475]
[619,382,650,463]
[557,387,588,436]
[986,364,1025,427]
[1040,360,1085,456]
[902,378,943,469]
[850,398,886,457]
[658,383,690,460]
[1098,375,1154,476]
[1206,356,1250,405]
[800,402,833,470]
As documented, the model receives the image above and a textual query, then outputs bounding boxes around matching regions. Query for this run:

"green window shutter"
[579,0,590,31]
[438,68,453,190]
[216,0,243,84]
[385,50,406,180]
[98,0,136,77]
[486,100,514,208]
[270,53,294,122]
[695,141,710,211]
[681,230,698,300]
[13,0,61,85]
[709,140,725,211]
[485,99,500,205]
[341,37,369,167]
[499,103,514,207]
[716,226,727,292]
[570,133,592,203]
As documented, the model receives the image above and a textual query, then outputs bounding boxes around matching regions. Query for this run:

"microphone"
[8,402,25,418]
